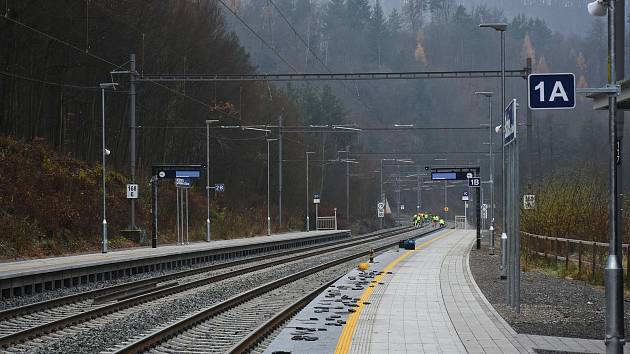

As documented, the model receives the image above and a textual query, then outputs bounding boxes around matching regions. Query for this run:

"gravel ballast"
[469,246,630,339]
[4,230,421,354]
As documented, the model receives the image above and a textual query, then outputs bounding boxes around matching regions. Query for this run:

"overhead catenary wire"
[267,0,328,73]
[217,0,298,73]
[1,14,119,67]
[0,70,100,90]
[265,0,371,112]
[0,12,228,114]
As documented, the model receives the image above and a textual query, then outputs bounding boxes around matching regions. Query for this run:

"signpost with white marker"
[523,194,536,210]
[377,202,385,218]
[126,184,139,199]
[503,99,521,312]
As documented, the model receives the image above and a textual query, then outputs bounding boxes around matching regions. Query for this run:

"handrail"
[520,231,628,248]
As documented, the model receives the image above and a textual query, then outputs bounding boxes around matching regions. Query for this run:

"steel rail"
[0,227,400,321]
[111,226,444,354]
[0,226,413,347]
[226,278,337,354]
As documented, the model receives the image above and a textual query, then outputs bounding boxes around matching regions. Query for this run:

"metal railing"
[455,216,466,229]
[316,216,337,230]
[521,231,630,284]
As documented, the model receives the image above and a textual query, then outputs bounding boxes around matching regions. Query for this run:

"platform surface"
[268,228,626,354]
[0,230,348,280]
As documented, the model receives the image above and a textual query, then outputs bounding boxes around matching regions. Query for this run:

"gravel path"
[469,246,630,339]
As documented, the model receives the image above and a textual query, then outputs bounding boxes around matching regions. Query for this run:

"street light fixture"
[243,126,271,133]
[475,91,496,255]
[99,82,118,254]
[205,119,219,242]
[332,125,363,132]
[305,151,315,231]
[480,22,507,239]
[587,0,608,16]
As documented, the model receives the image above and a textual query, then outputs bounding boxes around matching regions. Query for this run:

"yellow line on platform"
[334,228,458,354]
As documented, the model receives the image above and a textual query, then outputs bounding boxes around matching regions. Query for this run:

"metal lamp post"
[305,151,315,231]
[479,22,507,234]
[380,158,396,229]
[380,159,384,229]
[433,158,448,220]
[380,158,413,227]
[416,166,422,212]
[586,0,625,352]
[99,82,117,254]
[205,119,219,242]
[476,91,496,255]
[267,138,278,236]
[341,157,359,228]
[444,180,448,221]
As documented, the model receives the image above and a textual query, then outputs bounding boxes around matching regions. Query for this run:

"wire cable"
[266,0,371,113]
[1,14,228,114]
[267,0,328,72]
[217,0,298,73]
[2,14,119,67]
[0,69,99,90]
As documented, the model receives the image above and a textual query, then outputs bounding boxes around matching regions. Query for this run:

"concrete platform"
[268,229,626,354]
[264,227,447,354]
[0,230,350,298]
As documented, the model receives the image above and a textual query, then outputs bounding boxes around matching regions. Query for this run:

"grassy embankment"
[520,165,630,285]
[0,136,300,259]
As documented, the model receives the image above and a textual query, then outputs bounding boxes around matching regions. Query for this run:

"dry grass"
[0,136,303,259]
[521,164,630,286]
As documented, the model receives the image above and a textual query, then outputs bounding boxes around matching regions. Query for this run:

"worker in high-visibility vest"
[439,218,446,227]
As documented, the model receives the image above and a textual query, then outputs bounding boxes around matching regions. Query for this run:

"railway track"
[0,226,419,350]
[107,226,443,354]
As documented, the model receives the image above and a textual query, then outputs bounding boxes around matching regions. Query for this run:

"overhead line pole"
[129,54,137,230]
[278,114,283,228]
[346,146,350,227]
[606,0,625,351]
[526,58,534,189]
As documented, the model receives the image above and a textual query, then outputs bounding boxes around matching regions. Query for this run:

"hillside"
[0,136,142,258]
[0,136,313,259]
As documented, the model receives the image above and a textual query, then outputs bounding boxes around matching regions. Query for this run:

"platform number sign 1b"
[126,184,139,199]
[528,73,575,110]
[468,177,481,187]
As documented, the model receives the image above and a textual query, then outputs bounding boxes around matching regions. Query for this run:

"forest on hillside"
[1,0,629,255]
[226,0,630,236]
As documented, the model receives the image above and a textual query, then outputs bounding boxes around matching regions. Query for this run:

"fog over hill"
[372,0,615,35]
